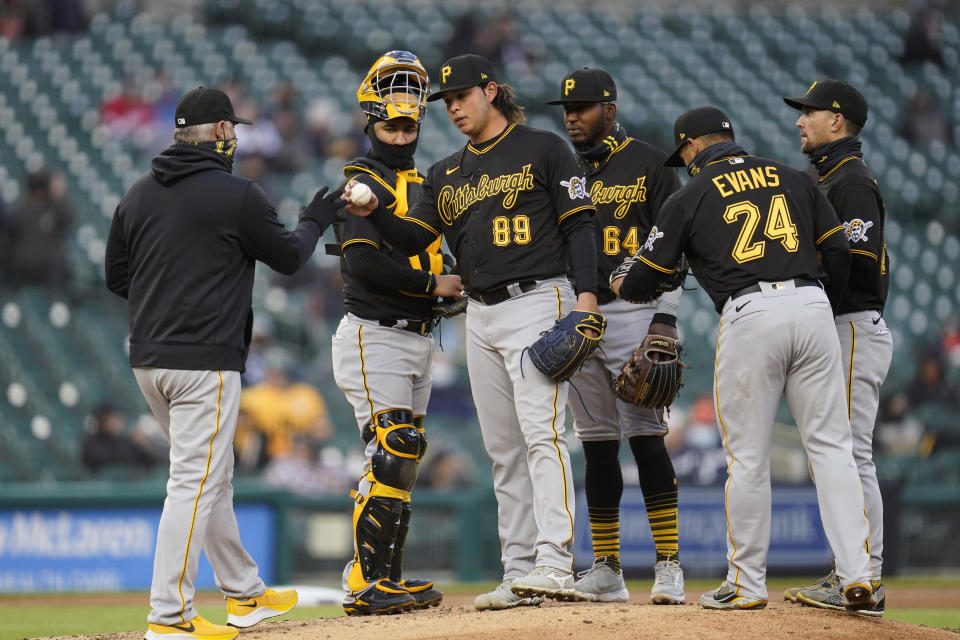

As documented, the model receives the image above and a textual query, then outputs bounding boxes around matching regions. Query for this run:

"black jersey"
[577,133,680,296]
[815,147,888,315]
[335,156,443,322]
[403,123,596,293]
[622,142,851,313]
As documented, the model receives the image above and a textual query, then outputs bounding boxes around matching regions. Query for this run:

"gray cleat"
[651,559,685,605]
[475,579,545,611]
[573,559,630,603]
[784,569,838,603]
[510,566,579,601]
[796,581,884,617]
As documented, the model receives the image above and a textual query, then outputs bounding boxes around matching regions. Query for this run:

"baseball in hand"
[348,181,373,207]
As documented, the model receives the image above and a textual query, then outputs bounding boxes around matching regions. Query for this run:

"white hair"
[173,122,217,143]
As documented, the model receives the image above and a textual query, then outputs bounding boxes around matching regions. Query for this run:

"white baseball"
[349,181,373,206]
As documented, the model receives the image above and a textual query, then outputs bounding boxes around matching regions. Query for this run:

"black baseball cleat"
[343,579,416,616]
[699,582,767,610]
[396,578,443,609]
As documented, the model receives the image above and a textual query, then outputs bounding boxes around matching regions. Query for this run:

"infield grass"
[0,604,341,640]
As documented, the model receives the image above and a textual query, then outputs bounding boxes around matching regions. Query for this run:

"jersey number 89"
[723,194,798,263]
[492,215,531,246]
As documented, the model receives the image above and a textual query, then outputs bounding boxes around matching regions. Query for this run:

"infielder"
[331,50,462,616]
[611,106,875,612]
[548,68,685,605]
[106,87,342,639]
[782,80,891,616]
[343,53,600,610]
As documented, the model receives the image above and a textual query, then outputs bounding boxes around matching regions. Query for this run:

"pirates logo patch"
[560,176,589,200]
[843,218,873,243]
[641,226,664,252]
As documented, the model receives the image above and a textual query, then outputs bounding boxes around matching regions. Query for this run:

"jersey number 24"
[724,194,798,263]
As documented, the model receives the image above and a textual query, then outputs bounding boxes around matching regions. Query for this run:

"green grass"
[0,604,342,640]
[885,609,960,629]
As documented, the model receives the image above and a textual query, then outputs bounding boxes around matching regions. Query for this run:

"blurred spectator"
[664,392,727,486]
[305,97,366,160]
[81,403,160,474]
[241,316,274,387]
[129,411,170,463]
[899,6,944,67]
[883,348,959,423]
[2,169,74,292]
[418,448,475,490]
[233,98,283,162]
[264,84,311,174]
[444,11,533,73]
[101,78,155,139]
[238,152,278,203]
[0,0,84,38]
[263,434,352,495]
[235,347,334,471]
[942,315,960,365]
[47,0,86,33]
[897,90,953,147]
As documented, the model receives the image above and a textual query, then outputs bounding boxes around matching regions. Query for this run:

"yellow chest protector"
[343,162,444,276]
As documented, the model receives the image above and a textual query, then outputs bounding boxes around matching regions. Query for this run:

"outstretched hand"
[341,180,379,217]
[299,186,346,232]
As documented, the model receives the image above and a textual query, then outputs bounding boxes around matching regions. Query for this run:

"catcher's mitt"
[609,255,689,304]
[613,334,685,408]
[527,310,607,382]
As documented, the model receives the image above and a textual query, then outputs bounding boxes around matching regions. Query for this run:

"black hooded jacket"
[105,143,323,371]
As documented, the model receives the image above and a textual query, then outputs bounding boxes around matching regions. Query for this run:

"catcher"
[329,50,463,616]
[342,53,601,609]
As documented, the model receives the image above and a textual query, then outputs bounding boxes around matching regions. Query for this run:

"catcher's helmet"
[357,50,429,123]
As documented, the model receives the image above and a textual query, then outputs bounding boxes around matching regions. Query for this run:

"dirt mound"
[53,594,959,640]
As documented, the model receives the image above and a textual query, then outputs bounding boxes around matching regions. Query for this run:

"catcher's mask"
[357,50,429,123]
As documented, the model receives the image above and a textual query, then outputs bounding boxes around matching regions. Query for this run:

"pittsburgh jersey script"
[590,177,646,219]
[437,164,535,223]
[578,137,680,286]
[407,124,596,292]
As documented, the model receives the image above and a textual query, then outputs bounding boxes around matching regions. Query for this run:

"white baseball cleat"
[573,559,630,602]
[475,579,545,610]
[651,559,686,605]
[510,566,579,601]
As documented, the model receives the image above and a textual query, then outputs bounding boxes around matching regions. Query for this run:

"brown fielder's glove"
[527,310,607,382]
[613,334,685,408]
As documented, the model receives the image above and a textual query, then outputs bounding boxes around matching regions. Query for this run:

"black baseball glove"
[613,334,685,408]
[609,255,689,304]
[299,186,346,233]
[527,310,607,382]
[432,296,468,319]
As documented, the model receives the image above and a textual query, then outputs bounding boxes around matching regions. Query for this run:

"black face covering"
[366,122,419,170]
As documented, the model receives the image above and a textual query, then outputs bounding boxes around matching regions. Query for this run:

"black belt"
[378,318,435,336]
[730,278,821,301]
[472,280,538,305]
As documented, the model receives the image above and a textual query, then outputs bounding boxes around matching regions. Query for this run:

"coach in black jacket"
[105,87,342,639]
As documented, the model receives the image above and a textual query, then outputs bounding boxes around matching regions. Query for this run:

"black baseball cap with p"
[783,79,868,127]
[175,87,252,128]
[546,68,617,104]
[664,106,734,167]
[427,53,497,102]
